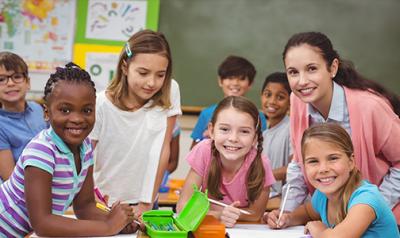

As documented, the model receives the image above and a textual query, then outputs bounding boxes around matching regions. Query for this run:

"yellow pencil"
[96,202,141,226]
[96,202,111,212]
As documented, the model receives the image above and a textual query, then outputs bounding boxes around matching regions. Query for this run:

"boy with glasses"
[0,52,47,183]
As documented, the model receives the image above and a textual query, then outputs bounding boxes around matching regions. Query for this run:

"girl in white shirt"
[90,30,181,216]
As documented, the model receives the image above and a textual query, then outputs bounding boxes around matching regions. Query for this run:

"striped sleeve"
[20,139,56,175]
[83,137,94,166]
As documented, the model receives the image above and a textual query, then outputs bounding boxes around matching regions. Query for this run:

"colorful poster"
[85,52,120,91]
[75,0,159,46]
[0,0,76,72]
[86,0,147,41]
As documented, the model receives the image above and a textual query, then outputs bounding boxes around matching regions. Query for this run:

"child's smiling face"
[0,65,30,108]
[45,81,96,153]
[261,82,290,127]
[209,107,257,163]
[218,76,252,97]
[303,138,354,200]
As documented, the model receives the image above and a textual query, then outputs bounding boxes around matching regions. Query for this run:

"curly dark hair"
[44,62,96,102]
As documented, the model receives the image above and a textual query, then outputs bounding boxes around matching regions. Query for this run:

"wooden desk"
[158,179,184,211]
[266,196,281,211]
[158,189,180,212]
[158,190,179,205]
[137,231,149,238]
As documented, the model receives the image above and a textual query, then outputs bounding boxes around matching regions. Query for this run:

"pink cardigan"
[290,87,400,222]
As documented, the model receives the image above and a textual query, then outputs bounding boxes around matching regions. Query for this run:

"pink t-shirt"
[186,139,275,208]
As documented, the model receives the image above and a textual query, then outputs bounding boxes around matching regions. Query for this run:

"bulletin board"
[73,0,160,91]
[0,0,76,72]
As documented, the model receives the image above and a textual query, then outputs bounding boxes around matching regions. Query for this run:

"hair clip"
[125,42,133,58]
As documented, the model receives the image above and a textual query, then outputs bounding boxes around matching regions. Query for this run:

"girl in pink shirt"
[177,96,275,227]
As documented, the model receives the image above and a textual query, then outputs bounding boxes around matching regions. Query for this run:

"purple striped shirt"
[0,127,93,236]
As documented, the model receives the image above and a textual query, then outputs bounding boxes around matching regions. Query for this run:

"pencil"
[94,187,107,204]
[96,202,111,212]
[208,198,251,215]
[277,183,291,226]
[96,202,141,226]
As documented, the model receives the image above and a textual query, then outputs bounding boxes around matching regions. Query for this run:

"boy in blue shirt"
[0,52,47,183]
[190,55,266,148]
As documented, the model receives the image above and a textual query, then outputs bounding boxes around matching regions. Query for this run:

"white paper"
[227,224,311,238]
[85,52,120,91]
[30,214,137,237]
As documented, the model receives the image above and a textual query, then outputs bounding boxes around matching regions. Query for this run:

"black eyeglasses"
[0,73,26,86]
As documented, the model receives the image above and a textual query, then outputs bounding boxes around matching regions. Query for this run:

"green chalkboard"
[158,0,400,111]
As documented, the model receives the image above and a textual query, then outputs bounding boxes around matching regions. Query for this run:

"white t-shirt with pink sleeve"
[186,139,275,208]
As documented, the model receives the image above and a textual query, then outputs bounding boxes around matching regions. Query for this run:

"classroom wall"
[22,1,400,180]
[158,0,400,110]
[26,0,400,106]
[169,125,191,179]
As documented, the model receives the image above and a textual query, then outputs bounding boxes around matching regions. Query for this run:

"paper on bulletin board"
[75,0,159,46]
[0,0,76,72]
[85,52,120,91]
[73,43,122,92]
[85,0,147,41]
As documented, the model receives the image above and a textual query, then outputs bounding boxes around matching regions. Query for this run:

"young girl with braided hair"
[0,63,137,237]
[177,96,275,227]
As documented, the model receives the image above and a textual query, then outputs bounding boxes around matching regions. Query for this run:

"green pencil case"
[142,186,209,238]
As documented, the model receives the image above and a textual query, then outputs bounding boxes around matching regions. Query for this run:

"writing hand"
[265,209,290,229]
[220,201,241,228]
[106,201,135,234]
